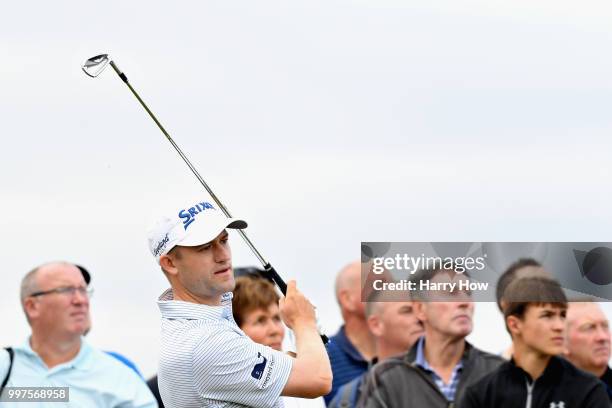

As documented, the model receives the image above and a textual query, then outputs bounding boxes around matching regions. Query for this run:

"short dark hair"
[503,276,567,321]
[496,258,542,312]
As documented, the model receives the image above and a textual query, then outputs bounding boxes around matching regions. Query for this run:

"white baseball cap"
[148,199,247,263]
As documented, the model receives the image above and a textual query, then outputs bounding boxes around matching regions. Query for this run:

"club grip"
[263,263,329,345]
[264,263,287,294]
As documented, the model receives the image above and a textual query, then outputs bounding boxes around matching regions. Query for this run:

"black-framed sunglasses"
[29,286,94,298]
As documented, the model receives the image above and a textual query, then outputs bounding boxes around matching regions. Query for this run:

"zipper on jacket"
[525,379,534,408]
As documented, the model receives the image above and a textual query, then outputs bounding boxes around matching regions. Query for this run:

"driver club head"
[82,54,111,77]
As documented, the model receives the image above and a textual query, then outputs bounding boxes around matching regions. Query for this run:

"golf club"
[82,54,328,343]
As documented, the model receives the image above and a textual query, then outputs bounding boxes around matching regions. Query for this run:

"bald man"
[324,261,376,404]
[564,302,612,400]
[0,262,156,407]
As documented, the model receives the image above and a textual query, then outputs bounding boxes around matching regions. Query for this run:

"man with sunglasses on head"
[0,262,157,407]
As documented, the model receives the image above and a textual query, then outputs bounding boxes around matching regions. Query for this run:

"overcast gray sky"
[2,0,612,377]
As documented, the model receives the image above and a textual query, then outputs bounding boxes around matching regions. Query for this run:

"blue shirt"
[105,351,144,379]
[414,336,463,401]
[324,325,369,405]
[0,338,157,408]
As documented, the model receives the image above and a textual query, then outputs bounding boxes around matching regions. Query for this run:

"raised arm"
[280,281,332,398]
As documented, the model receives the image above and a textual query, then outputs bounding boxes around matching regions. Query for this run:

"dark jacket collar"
[405,336,474,365]
[600,366,612,385]
[508,355,564,385]
[600,366,612,399]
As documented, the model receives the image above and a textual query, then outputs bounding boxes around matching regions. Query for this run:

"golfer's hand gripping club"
[82,54,329,345]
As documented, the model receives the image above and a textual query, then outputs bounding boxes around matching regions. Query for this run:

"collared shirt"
[324,325,369,404]
[157,288,292,408]
[414,336,463,401]
[0,338,156,408]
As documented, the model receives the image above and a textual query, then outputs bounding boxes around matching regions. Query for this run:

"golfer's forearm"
[293,322,332,393]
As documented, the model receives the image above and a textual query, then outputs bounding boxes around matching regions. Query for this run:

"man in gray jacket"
[358,266,503,408]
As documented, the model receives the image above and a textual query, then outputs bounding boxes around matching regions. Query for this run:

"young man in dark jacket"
[460,277,609,408]
[358,267,504,408]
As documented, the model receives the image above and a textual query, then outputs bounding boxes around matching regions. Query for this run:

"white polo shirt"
[157,289,293,408]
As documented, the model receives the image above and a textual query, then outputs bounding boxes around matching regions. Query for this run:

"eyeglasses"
[29,286,94,299]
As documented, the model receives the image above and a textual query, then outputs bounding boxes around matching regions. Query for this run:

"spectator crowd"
[1,201,611,407]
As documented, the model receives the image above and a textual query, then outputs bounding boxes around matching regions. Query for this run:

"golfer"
[148,199,332,407]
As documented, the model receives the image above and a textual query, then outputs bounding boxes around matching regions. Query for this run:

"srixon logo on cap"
[178,202,215,230]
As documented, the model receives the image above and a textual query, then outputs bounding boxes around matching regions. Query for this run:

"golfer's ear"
[160,254,178,276]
